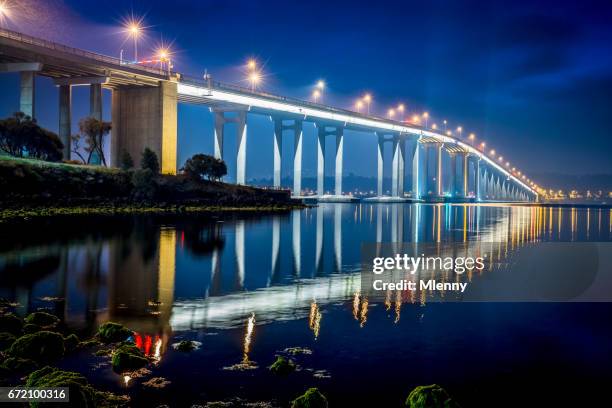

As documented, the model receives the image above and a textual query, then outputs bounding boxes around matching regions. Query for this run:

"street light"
[431,123,437,130]
[355,100,364,113]
[456,126,462,138]
[125,20,143,62]
[443,119,447,131]
[312,89,321,103]
[388,108,395,119]
[397,104,405,121]
[249,71,261,91]
[490,149,496,156]
[0,1,11,24]
[422,112,429,128]
[363,93,372,115]
[479,142,486,150]
[445,130,452,136]
[247,59,257,70]
[316,80,325,90]
[411,114,420,124]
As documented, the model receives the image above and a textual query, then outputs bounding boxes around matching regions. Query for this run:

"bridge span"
[0,27,537,202]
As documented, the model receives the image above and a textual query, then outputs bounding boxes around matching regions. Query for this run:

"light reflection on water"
[0,203,610,360]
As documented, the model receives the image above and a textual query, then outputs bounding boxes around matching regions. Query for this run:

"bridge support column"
[293,122,303,196]
[475,158,481,201]
[273,119,282,188]
[58,85,71,160]
[214,111,224,160]
[377,133,384,196]
[436,143,443,197]
[335,129,343,196]
[392,136,399,197]
[317,127,325,196]
[235,111,247,184]
[462,153,469,198]
[398,138,405,197]
[111,81,178,174]
[411,139,421,200]
[20,71,36,118]
[450,153,457,197]
[90,83,102,120]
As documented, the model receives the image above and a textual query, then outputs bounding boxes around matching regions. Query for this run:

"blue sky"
[1,0,611,183]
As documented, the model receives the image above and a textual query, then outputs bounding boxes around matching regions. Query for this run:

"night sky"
[1,0,611,185]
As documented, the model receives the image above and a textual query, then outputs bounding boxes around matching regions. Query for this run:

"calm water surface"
[1,203,611,407]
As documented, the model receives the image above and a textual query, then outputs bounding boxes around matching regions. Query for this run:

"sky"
[1,0,611,186]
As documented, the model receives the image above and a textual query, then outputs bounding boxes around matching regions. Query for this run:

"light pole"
[312,89,321,103]
[388,108,395,119]
[397,103,405,121]
[127,22,142,62]
[443,120,447,132]
[0,1,11,26]
[456,126,462,139]
[314,80,325,103]
[422,112,429,128]
[363,93,372,115]
[249,71,260,92]
[355,100,364,113]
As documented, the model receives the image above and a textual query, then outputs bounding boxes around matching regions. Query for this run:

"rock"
[0,332,16,350]
[8,331,64,363]
[97,322,132,343]
[111,343,148,372]
[79,338,102,348]
[23,323,41,334]
[142,377,171,388]
[26,366,129,408]
[0,356,38,373]
[269,356,296,376]
[0,313,22,335]
[405,384,460,408]
[291,388,328,408]
[63,334,80,353]
[175,340,196,352]
[24,311,60,327]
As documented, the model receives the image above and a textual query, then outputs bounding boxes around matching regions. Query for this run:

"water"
[1,204,611,407]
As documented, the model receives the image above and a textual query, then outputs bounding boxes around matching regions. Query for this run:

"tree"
[72,117,111,165]
[120,150,134,170]
[0,112,63,161]
[181,154,227,181]
[141,147,160,174]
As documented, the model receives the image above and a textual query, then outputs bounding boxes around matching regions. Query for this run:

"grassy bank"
[0,156,303,220]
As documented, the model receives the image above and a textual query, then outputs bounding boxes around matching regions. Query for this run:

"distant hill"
[531,173,612,191]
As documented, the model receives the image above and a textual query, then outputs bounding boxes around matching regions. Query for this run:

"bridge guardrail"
[0,27,166,77]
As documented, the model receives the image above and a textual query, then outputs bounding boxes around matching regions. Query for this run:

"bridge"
[0,27,537,202]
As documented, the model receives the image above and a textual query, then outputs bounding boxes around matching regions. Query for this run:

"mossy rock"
[97,322,132,343]
[175,340,196,352]
[0,332,16,350]
[26,366,96,408]
[25,311,60,327]
[23,323,41,334]
[79,338,102,348]
[111,343,147,372]
[291,387,328,408]
[405,384,461,408]
[0,313,22,335]
[0,356,38,373]
[8,331,64,363]
[63,334,80,353]
[269,356,296,376]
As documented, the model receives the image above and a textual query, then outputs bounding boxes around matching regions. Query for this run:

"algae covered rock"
[27,366,96,408]
[25,311,60,327]
[97,322,132,343]
[63,334,80,353]
[8,331,65,363]
[111,343,148,372]
[0,356,38,373]
[0,332,16,350]
[405,384,460,408]
[0,313,22,335]
[291,387,328,408]
[269,356,296,376]
[175,340,196,352]
[23,323,41,334]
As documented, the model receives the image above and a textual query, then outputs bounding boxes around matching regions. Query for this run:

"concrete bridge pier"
[58,85,71,159]
[411,138,421,200]
[212,108,247,182]
[316,124,353,201]
[366,132,407,202]
[111,81,178,174]
[271,117,303,195]
[0,62,43,118]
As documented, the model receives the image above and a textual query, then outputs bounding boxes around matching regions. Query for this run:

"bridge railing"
[0,27,166,77]
[179,74,405,126]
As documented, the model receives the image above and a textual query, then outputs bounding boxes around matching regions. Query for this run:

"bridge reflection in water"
[0,204,610,361]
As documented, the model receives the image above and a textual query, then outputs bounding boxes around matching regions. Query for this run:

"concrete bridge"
[0,27,537,202]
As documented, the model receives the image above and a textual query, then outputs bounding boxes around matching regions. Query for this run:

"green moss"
[8,331,64,363]
[23,323,41,334]
[111,343,148,373]
[27,367,130,408]
[269,356,296,376]
[63,334,80,353]
[97,322,132,343]
[0,332,16,350]
[79,338,102,348]
[405,384,461,408]
[0,356,38,373]
[24,311,59,327]
[0,313,22,335]
[94,348,111,356]
[291,388,328,408]
[175,340,196,352]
